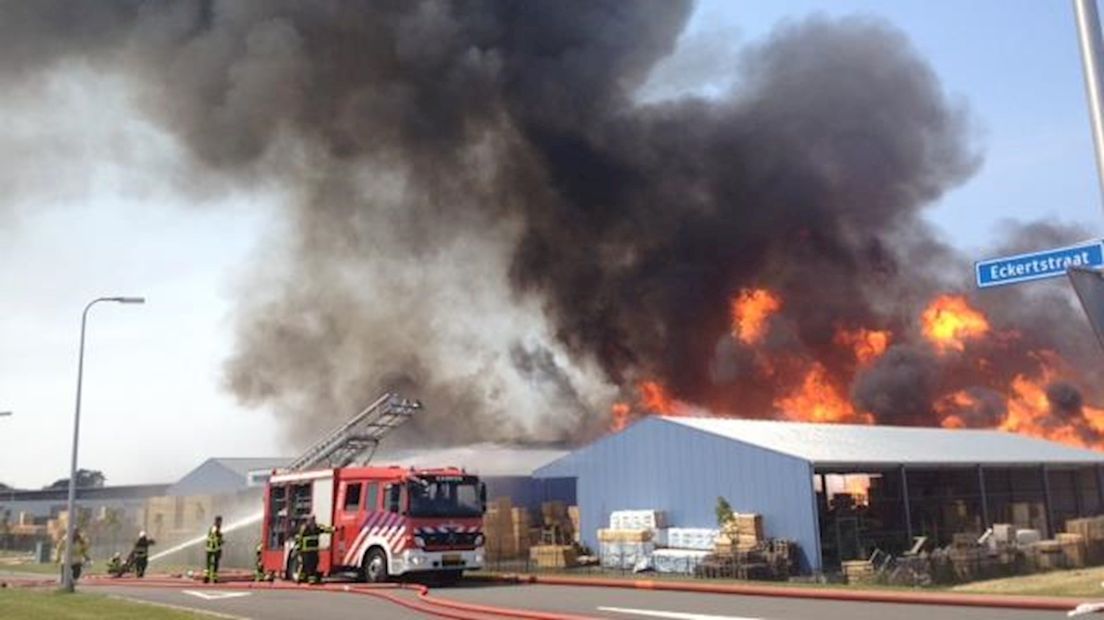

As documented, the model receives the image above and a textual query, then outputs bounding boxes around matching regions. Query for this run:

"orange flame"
[934,390,977,429]
[998,373,1104,448]
[845,475,871,507]
[608,380,687,431]
[639,380,680,414]
[921,294,990,353]
[774,362,872,424]
[731,288,782,345]
[834,327,890,364]
[610,402,631,432]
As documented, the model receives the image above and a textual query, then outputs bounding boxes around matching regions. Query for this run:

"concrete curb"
[474,572,1080,612]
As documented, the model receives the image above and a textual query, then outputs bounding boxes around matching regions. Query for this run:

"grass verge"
[0,588,207,619]
[953,566,1104,598]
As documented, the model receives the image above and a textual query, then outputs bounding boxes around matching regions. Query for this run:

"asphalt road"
[95,581,1077,620]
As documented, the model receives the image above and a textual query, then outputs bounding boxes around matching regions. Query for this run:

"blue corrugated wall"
[533,418,821,572]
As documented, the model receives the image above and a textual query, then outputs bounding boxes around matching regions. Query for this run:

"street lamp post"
[61,296,144,592]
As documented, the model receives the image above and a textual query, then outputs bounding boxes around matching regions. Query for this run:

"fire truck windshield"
[407,476,482,518]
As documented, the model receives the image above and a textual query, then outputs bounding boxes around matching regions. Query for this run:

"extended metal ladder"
[284,392,420,472]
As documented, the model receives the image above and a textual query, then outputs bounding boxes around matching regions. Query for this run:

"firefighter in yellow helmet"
[203,516,224,583]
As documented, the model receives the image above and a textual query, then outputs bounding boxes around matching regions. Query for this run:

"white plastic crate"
[667,528,719,551]
[652,549,711,574]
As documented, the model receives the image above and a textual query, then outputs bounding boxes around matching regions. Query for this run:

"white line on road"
[183,590,254,601]
[598,606,763,620]
[107,594,250,619]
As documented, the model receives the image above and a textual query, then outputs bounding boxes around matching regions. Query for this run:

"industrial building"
[534,416,1104,572]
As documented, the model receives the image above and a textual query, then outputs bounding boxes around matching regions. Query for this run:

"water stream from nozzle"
[148,510,264,563]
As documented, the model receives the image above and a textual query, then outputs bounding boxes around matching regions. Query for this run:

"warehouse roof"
[378,444,569,476]
[663,417,1104,467]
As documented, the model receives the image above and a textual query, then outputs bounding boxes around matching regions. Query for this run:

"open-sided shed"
[534,416,1104,572]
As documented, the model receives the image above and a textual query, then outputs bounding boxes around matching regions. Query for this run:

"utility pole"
[1075,0,1104,208]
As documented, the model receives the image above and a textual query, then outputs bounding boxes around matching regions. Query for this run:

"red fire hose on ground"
[1,572,596,620]
[2,570,1086,617]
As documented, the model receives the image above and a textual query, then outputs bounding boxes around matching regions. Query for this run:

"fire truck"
[259,393,486,582]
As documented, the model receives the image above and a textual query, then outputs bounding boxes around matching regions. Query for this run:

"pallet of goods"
[530,544,578,569]
[652,549,711,574]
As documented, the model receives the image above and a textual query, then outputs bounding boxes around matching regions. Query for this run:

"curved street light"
[62,296,145,592]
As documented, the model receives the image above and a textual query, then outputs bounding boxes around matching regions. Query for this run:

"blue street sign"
[975,239,1104,288]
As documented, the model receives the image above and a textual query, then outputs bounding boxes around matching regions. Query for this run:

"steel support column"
[901,466,913,543]
[977,465,990,528]
[1042,465,1056,538]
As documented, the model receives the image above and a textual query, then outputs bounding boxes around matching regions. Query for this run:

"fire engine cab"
[260,465,486,582]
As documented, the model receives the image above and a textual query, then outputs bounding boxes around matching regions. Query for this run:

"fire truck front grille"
[420,531,480,548]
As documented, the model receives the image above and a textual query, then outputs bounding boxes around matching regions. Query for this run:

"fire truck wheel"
[362,548,388,583]
[285,552,301,582]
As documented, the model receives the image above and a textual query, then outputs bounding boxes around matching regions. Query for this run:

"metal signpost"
[975,240,1104,288]
[1068,266,1104,352]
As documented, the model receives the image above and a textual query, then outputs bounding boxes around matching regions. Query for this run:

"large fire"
[609,380,687,431]
[610,285,1104,453]
[731,288,782,345]
[775,362,872,424]
[834,327,890,365]
[921,294,990,353]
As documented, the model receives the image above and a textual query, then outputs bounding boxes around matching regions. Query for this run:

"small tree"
[715,496,734,527]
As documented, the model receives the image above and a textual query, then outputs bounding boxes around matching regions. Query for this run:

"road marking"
[183,590,253,601]
[598,607,762,620]
[107,594,250,619]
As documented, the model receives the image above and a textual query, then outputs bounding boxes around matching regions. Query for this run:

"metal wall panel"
[534,418,821,571]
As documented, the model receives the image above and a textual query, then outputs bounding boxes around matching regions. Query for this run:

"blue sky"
[693,0,1104,251]
[1,1,1101,488]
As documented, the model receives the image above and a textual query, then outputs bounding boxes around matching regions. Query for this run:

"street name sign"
[975,239,1104,288]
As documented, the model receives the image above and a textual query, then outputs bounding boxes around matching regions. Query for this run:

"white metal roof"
[662,417,1104,467]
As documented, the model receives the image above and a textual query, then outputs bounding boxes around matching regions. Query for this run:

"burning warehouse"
[535,416,1104,573]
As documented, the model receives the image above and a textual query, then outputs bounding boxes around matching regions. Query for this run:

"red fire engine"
[256,393,486,582]
[260,465,486,582]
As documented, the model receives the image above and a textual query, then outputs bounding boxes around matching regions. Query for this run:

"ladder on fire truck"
[284,392,420,472]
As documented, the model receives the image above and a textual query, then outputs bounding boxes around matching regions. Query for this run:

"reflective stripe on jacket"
[205,528,224,552]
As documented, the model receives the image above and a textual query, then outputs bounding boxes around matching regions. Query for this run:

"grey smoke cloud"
[4,1,1100,448]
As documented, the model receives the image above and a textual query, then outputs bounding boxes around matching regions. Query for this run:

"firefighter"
[106,552,124,578]
[131,530,155,578]
[254,542,265,581]
[203,516,224,584]
[55,529,90,583]
[294,515,333,584]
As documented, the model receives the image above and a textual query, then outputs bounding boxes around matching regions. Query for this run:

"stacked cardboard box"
[530,544,578,568]
[598,529,653,543]
[1031,540,1065,571]
[483,497,531,560]
[716,513,763,554]
[1066,516,1104,565]
[567,506,581,544]
[842,560,875,584]
[1058,532,1087,568]
[540,501,575,544]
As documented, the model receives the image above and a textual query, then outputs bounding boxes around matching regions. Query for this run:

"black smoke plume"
[2,1,1100,449]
